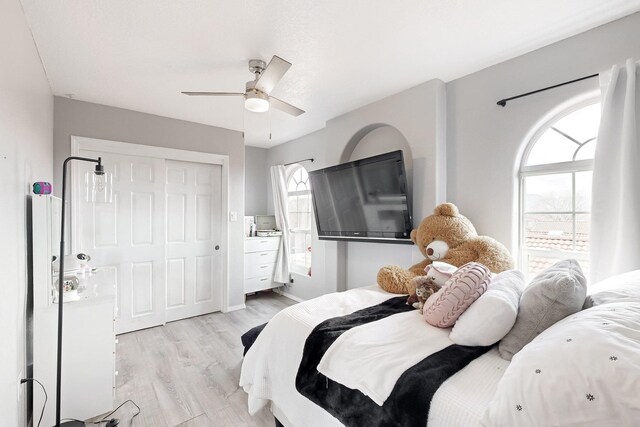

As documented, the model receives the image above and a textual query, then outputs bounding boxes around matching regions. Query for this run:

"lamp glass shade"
[86,171,113,203]
[245,97,269,113]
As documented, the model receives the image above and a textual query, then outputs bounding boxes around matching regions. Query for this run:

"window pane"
[298,210,309,230]
[299,194,310,212]
[524,174,572,212]
[524,253,590,283]
[287,167,312,272]
[525,103,600,166]
[287,175,297,192]
[289,211,299,229]
[553,103,600,144]
[299,167,309,183]
[526,130,578,166]
[524,213,573,251]
[574,139,596,161]
[575,171,592,211]
[575,213,590,253]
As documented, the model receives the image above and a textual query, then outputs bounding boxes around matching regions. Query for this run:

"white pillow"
[584,269,640,308]
[449,270,524,346]
[482,300,640,426]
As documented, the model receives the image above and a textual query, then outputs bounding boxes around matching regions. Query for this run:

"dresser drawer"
[245,238,280,253]
[244,275,278,293]
[245,250,278,266]
[245,261,276,279]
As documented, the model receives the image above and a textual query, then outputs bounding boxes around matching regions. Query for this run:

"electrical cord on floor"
[20,377,139,427]
[20,378,47,427]
[62,399,140,426]
[100,399,141,427]
[60,418,110,425]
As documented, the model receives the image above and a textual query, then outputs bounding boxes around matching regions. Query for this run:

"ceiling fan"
[182,55,305,117]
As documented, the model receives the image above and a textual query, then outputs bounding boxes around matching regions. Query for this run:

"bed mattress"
[240,285,509,427]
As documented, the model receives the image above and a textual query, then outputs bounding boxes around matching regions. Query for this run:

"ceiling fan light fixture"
[244,90,270,113]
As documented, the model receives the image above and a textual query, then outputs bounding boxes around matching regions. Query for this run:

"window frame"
[518,99,598,279]
[286,164,312,276]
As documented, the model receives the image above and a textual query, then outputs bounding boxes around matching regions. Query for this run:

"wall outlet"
[229,211,238,222]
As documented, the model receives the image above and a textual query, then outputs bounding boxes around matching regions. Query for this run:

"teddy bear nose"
[427,247,434,256]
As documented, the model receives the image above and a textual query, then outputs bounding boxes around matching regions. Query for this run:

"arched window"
[287,166,312,276]
[520,102,600,280]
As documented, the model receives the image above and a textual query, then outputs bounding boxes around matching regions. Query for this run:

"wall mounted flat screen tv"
[308,150,413,243]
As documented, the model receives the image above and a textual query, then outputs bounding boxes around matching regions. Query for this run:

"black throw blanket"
[241,322,267,356]
[295,296,492,427]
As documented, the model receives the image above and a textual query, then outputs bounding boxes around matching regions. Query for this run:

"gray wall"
[53,97,246,308]
[268,12,640,301]
[267,79,447,300]
[447,11,640,252]
[244,146,269,216]
[0,0,53,424]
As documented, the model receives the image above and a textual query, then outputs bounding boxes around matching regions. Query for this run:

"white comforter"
[239,286,509,427]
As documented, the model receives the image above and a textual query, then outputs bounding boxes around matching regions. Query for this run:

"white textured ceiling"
[21,0,640,148]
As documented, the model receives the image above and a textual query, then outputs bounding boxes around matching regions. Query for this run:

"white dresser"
[244,236,281,293]
[31,195,116,426]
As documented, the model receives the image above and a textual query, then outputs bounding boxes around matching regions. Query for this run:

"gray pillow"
[498,259,586,360]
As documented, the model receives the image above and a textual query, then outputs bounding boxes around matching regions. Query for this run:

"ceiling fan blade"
[269,96,305,117]
[255,56,292,94]
[181,91,245,97]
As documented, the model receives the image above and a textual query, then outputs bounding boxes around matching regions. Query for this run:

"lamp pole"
[56,156,104,427]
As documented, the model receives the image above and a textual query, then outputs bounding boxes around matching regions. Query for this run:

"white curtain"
[271,165,291,283]
[591,58,640,283]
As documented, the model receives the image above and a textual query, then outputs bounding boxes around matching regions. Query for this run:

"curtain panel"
[591,58,640,283]
[270,165,291,283]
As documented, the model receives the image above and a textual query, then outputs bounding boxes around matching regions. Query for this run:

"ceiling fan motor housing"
[248,59,266,77]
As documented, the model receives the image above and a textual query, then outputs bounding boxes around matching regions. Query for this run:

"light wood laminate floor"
[106,292,296,427]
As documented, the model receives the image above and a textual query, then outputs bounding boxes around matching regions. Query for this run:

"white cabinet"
[31,195,116,426]
[244,236,281,293]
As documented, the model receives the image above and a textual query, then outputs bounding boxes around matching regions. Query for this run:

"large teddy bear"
[377,203,514,295]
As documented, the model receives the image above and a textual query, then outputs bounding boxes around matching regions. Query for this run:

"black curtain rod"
[497,73,599,107]
[284,158,314,166]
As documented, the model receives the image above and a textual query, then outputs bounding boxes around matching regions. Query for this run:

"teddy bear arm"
[409,259,430,275]
[377,265,419,294]
[472,238,514,272]
[440,245,481,268]
[445,239,514,273]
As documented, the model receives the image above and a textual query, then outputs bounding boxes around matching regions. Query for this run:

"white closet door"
[76,151,166,334]
[165,160,223,322]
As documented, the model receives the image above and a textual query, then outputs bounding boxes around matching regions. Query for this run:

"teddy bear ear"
[410,229,418,243]
[434,203,459,217]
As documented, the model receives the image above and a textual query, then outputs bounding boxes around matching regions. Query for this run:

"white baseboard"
[225,303,246,312]
[274,288,305,303]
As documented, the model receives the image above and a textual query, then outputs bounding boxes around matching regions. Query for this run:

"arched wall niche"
[340,123,414,204]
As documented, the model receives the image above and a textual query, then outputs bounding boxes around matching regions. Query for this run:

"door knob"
[215,245,220,250]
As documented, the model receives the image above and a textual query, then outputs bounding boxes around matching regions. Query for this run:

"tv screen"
[308,150,413,243]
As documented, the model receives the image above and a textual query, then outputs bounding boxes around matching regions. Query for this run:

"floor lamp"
[56,156,111,427]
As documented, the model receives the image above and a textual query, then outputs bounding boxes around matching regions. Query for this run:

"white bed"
[241,271,640,427]
[239,286,509,427]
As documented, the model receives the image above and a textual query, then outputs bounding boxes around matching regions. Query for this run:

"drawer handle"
[260,240,268,243]
[260,253,268,256]
[260,278,268,281]
[260,265,269,269]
